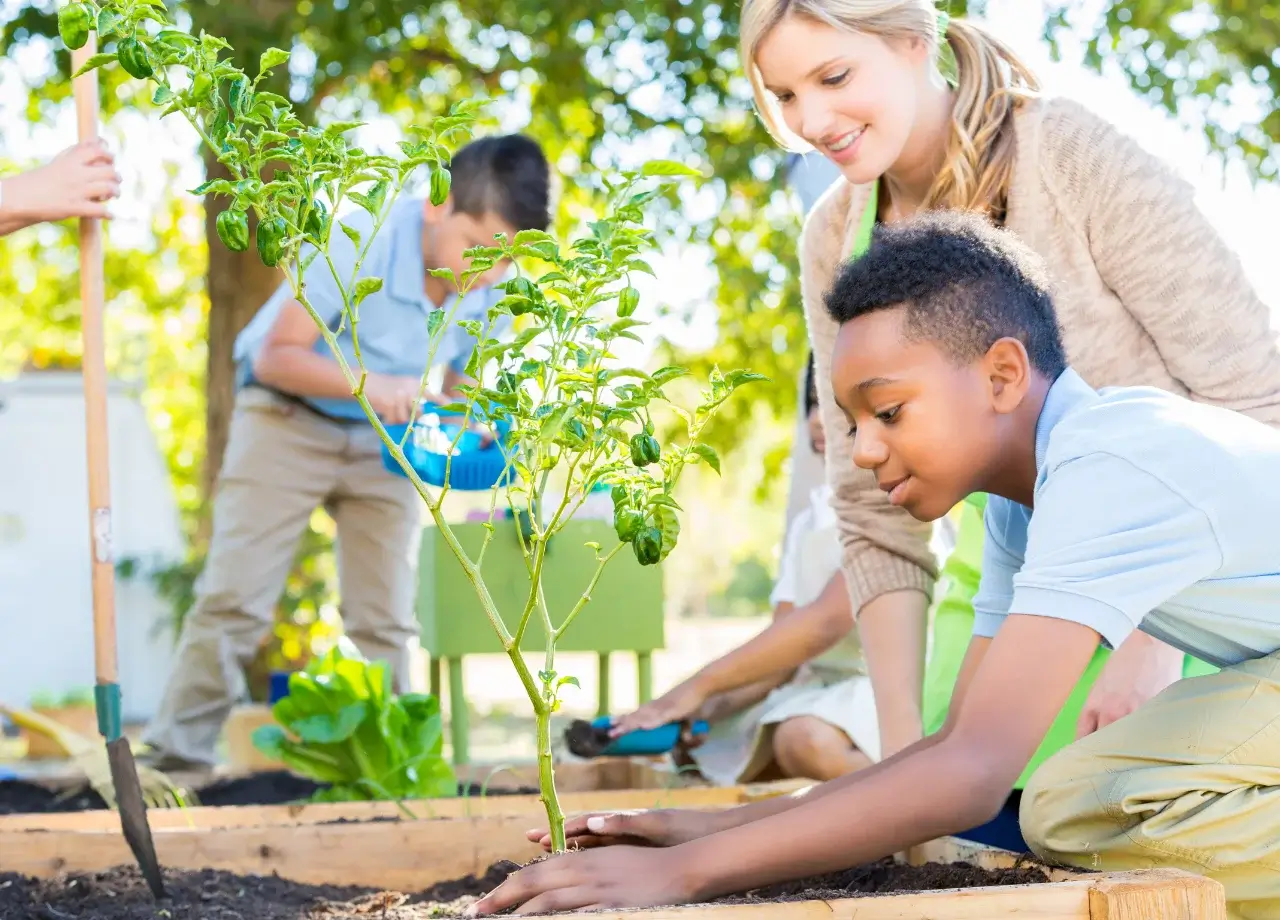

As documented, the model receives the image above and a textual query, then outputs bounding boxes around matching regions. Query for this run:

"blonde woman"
[470,2,1280,914]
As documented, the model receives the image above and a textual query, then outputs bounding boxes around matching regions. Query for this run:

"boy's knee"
[1019,745,1107,862]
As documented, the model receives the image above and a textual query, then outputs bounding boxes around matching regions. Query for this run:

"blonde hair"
[741,0,1040,219]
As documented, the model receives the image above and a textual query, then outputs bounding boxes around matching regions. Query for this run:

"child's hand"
[524,808,721,852]
[365,373,426,424]
[608,679,708,738]
[1076,630,1183,738]
[0,140,121,227]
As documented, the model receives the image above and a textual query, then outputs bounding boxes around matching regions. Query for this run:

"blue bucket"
[382,407,515,491]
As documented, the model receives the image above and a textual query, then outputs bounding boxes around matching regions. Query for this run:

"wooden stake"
[71,35,117,686]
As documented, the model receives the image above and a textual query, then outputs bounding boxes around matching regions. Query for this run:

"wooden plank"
[5,816,543,888]
[0,779,811,832]
[1,819,1222,919]
[17,755,682,795]
[574,881,1098,920]
[1089,869,1227,920]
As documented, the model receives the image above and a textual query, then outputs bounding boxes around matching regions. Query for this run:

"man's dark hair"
[803,352,818,416]
[823,211,1067,377]
[450,134,551,232]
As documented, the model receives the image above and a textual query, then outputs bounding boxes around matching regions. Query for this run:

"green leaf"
[353,277,384,308]
[325,120,365,135]
[556,675,581,691]
[639,160,704,178]
[73,53,117,78]
[427,309,445,337]
[340,222,362,250]
[689,444,721,475]
[190,179,236,197]
[649,365,690,387]
[152,85,175,105]
[609,367,651,382]
[625,259,657,276]
[292,701,369,744]
[251,725,288,760]
[648,493,684,511]
[428,267,457,285]
[538,404,572,443]
[514,229,555,245]
[726,369,770,390]
[96,8,122,36]
[652,504,681,561]
[259,47,292,74]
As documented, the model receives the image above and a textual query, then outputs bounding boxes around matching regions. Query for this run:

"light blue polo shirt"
[233,196,508,421]
[972,367,1280,669]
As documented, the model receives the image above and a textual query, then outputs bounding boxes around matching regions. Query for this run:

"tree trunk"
[200,150,282,537]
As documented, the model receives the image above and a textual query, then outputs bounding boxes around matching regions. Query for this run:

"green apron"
[921,493,1221,788]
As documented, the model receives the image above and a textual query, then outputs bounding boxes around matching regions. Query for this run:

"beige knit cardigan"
[802,95,1280,612]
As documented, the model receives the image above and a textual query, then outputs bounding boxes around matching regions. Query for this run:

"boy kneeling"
[472,211,1280,920]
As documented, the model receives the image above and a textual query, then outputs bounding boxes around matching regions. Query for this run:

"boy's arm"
[474,615,1101,914]
[254,300,425,423]
[672,614,1100,899]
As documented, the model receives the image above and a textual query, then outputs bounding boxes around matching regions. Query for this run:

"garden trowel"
[71,35,166,901]
[564,716,710,758]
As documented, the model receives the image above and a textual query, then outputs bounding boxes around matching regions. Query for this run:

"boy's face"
[829,307,1006,522]
[423,198,518,294]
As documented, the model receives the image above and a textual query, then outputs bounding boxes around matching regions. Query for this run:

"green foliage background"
[3,0,1276,670]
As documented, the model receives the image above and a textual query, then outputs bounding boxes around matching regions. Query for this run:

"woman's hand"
[1077,631,1184,738]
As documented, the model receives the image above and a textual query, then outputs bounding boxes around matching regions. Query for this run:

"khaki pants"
[1021,649,1280,920]
[144,388,423,765]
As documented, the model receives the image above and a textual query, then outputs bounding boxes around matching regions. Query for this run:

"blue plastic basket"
[382,407,515,491]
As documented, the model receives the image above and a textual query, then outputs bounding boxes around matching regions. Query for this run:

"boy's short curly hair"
[823,211,1068,378]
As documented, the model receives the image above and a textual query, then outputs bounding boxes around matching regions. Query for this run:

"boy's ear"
[983,337,1032,415]
[422,196,454,226]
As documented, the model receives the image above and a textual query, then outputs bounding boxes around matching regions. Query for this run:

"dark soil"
[563,720,611,758]
[0,773,537,815]
[0,857,1051,919]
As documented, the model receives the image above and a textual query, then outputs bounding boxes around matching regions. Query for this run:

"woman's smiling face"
[754,14,927,185]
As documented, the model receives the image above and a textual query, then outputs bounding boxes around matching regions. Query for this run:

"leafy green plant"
[29,688,96,709]
[67,0,764,850]
[252,639,455,807]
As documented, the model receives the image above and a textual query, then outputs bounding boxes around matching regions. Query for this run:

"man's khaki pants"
[144,388,423,765]
[1021,649,1280,920]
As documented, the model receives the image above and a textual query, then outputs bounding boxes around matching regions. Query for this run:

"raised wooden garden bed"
[0,758,808,831]
[0,821,1225,919]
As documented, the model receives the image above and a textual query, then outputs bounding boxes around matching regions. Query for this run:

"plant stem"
[535,698,566,853]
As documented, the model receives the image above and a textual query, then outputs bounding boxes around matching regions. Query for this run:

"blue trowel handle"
[590,716,709,756]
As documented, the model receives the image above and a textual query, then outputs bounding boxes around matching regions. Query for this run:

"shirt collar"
[386,197,429,307]
[809,483,836,527]
[1034,367,1096,470]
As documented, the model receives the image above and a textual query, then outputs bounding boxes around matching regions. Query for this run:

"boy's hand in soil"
[525,808,721,852]
[467,846,695,916]
[0,139,120,236]
[608,679,708,737]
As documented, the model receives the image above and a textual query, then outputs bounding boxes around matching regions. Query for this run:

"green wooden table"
[416,517,665,764]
